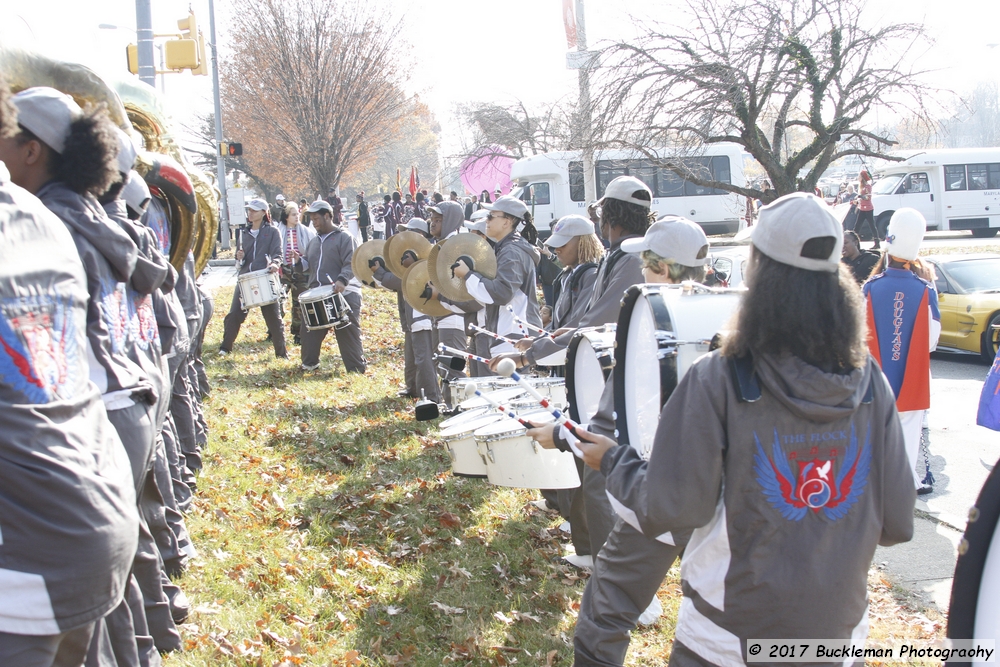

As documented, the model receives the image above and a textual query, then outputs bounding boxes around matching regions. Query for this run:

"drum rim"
[566,328,615,424]
[474,411,554,438]
[299,284,336,300]
[439,414,506,438]
[947,455,1000,641]
[613,284,678,457]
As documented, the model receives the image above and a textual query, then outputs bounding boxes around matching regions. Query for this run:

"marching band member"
[219,198,287,359]
[0,88,139,667]
[277,202,316,345]
[300,200,367,373]
[567,194,915,666]
[451,195,541,356]
[462,211,494,377]
[862,208,941,489]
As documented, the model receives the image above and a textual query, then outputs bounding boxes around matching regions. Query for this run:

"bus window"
[568,161,585,201]
[990,164,1000,190]
[711,156,732,194]
[631,162,659,196]
[597,160,627,197]
[969,164,990,190]
[901,172,929,193]
[656,168,685,197]
[945,165,967,191]
[524,183,551,205]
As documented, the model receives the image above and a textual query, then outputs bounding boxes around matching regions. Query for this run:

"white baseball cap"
[737,192,842,272]
[246,198,269,211]
[114,127,138,175]
[884,208,925,261]
[11,87,82,154]
[122,170,151,214]
[598,175,652,208]
[400,217,429,234]
[276,194,285,201]
[464,218,488,233]
[546,215,595,248]
[483,195,530,220]
[622,216,709,266]
[305,199,333,213]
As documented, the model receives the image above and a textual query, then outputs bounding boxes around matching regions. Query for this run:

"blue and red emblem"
[754,424,871,521]
[0,295,81,404]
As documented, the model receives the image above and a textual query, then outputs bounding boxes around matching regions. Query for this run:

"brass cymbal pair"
[352,239,386,287]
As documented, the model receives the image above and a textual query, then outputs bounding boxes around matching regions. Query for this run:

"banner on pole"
[563,0,577,49]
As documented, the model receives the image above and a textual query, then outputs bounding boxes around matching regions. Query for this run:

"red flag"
[409,166,417,197]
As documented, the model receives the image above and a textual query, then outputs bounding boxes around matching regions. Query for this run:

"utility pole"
[575,0,597,205]
[134,0,155,86]
[208,0,231,249]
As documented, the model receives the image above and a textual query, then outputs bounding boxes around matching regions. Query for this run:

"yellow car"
[925,254,1000,361]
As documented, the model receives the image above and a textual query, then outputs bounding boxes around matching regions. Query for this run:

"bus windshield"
[872,175,903,195]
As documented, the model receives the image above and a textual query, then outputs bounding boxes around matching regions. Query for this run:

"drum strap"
[729,352,875,405]
[729,353,761,403]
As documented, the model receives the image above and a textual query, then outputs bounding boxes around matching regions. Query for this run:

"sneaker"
[217,349,229,357]
[637,596,663,626]
[917,484,934,496]
[562,553,594,569]
[301,363,320,371]
[529,499,550,511]
[559,521,571,533]
[293,335,301,345]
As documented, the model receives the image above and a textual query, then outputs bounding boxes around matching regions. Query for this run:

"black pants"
[220,288,287,358]
[359,225,369,243]
[855,209,879,246]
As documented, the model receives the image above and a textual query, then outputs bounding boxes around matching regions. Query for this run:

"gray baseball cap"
[546,214,595,248]
[400,217,429,234]
[736,192,842,272]
[621,216,709,267]
[483,195,530,220]
[598,175,652,208]
[305,199,333,213]
[246,198,269,211]
[11,87,82,154]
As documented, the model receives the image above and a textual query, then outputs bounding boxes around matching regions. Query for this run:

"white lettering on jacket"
[891,291,904,361]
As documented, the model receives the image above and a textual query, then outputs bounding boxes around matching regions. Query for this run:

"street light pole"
[575,0,597,205]
[208,0,231,249]
[134,0,155,86]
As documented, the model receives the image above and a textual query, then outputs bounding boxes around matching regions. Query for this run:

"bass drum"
[565,325,616,424]
[948,456,1000,662]
[614,284,741,459]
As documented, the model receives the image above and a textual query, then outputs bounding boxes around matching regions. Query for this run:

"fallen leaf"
[438,512,461,528]
[430,601,465,615]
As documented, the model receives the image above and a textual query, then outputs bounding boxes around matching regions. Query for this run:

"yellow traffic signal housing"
[191,32,209,76]
[126,44,139,75]
[177,11,197,39]
[164,39,199,70]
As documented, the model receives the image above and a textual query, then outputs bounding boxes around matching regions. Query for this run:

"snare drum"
[438,412,506,477]
[457,386,527,412]
[238,268,283,308]
[474,410,580,489]
[566,325,616,424]
[299,286,352,331]
[439,406,492,429]
[614,284,741,459]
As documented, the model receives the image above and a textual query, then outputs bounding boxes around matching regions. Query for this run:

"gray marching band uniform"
[300,228,366,373]
[372,265,438,400]
[599,352,915,666]
[220,224,286,358]
[0,165,139,667]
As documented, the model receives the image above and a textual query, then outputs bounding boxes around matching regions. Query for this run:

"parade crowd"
[1,76,943,667]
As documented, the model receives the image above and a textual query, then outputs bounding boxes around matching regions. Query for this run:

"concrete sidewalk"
[875,513,964,611]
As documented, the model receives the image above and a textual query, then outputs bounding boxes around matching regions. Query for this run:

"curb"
[208,259,237,267]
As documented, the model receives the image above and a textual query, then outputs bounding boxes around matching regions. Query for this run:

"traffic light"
[126,44,139,75]
[219,142,243,157]
[165,11,203,72]
[191,32,209,76]
[177,11,197,39]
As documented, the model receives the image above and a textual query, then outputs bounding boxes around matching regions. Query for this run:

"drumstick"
[468,323,518,346]
[495,358,584,449]
[504,305,553,339]
[438,343,491,366]
[462,381,533,427]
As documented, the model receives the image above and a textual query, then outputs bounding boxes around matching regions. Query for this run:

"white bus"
[508,145,749,236]
[869,147,1000,238]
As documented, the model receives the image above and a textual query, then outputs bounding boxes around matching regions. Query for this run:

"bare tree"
[592,0,934,201]
[222,0,408,195]
[941,82,1000,148]
[457,99,574,160]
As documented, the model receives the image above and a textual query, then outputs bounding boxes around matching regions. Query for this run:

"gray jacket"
[304,228,357,290]
[600,351,915,662]
[0,167,138,634]
[469,231,541,334]
[37,181,153,399]
[239,224,282,274]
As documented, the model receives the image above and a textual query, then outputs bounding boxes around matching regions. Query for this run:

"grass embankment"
[166,286,944,666]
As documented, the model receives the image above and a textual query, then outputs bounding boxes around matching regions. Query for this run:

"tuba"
[0,48,218,275]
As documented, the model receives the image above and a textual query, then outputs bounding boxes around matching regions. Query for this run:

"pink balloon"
[461,146,514,198]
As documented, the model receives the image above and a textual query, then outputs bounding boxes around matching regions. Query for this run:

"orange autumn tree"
[221,0,408,196]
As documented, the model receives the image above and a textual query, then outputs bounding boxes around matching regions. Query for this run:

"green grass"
[165,286,943,666]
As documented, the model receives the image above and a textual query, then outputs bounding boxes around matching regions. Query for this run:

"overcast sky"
[4,0,999,158]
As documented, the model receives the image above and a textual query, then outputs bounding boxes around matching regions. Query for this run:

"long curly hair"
[601,198,654,237]
[722,247,868,372]
[0,78,16,140]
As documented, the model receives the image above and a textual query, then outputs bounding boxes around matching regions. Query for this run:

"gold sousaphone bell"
[433,233,497,302]
[401,260,452,317]
[352,239,386,287]
[383,231,433,278]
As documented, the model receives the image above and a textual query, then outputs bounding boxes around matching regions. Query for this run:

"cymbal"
[426,244,442,290]
[402,260,452,317]
[352,239,386,288]
[384,231,433,278]
[435,233,497,302]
